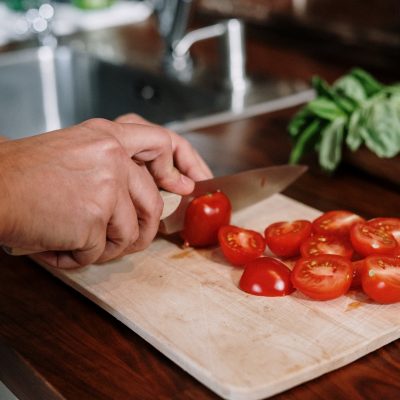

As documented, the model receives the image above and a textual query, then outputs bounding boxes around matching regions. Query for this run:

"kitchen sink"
[0,45,313,139]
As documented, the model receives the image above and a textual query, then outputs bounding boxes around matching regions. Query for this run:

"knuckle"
[81,118,114,132]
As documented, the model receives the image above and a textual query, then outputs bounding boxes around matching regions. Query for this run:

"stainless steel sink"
[0,45,313,139]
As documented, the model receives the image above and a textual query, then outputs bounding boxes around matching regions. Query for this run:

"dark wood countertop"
[1,16,400,400]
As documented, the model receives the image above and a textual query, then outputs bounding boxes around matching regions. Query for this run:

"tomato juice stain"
[170,249,194,259]
[345,301,363,311]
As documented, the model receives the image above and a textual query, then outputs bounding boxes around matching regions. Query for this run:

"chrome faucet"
[154,0,248,91]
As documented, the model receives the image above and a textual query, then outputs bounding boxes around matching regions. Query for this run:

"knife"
[4,164,306,256]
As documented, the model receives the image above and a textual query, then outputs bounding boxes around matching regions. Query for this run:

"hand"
[0,117,212,268]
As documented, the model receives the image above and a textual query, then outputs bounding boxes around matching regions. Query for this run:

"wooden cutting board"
[39,194,400,400]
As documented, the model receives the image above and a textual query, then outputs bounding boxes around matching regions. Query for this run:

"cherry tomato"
[368,218,400,246]
[181,191,231,247]
[264,220,312,258]
[300,234,353,259]
[312,210,365,237]
[350,259,366,289]
[361,255,400,304]
[350,222,398,257]
[291,255,353,300]
[219,225,265,266]
[239,257,294,296]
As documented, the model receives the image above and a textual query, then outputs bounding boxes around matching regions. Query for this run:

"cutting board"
[39,194,400,400]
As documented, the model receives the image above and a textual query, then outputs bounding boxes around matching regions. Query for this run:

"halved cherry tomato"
[300,234,353,259]
[368,218,400,245]
[264,220,312,258]
[239,257,294,296]
[291,255,353,300]
[361,255,400,304]
[219,225,265,266]
[350,222,398,257]
[350,259,366,289]
[182,191,231,247]
[312,210,365,237]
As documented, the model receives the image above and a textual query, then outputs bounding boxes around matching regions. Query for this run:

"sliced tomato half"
[312,210,365,237]
[264,220,312,258]
[218,225,265,266]
[361,255,400,304]
[368,218,400,246]
[350,259,366,289]
[300,234,353,259]
[291,255,353,300]
[350,222,398,257]
[239,257,294,297]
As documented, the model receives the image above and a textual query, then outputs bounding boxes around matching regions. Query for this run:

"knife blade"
[159,164,307,235]
[4,164,306,255]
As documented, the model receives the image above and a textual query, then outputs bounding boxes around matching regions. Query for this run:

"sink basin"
[0,46,221,139]
[0,45,313,139]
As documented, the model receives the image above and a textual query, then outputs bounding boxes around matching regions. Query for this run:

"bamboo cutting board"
[39,194,400,400]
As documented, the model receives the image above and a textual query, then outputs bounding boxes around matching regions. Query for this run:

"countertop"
[1,14,400,400]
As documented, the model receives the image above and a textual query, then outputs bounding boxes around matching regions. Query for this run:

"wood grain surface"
[35,194,400,400]
[1,14,400,400]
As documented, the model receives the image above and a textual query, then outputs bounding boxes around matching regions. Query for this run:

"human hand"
[0,117,212,268]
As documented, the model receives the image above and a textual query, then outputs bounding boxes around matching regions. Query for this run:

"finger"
[112,123,194,195]
[124,164,163,254]
[170,132,213,180]
[114,113,152,125]
[96,189,140,263]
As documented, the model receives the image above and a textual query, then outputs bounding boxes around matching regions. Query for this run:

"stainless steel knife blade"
[158,164,307,235]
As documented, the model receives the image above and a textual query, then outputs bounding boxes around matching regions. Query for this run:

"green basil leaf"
[361,99,400,157]
[306,97,346,120]
[319,118,346,171]
[289,119,322,164]
[350,68,383,97]
[346,109,364,151]
[288,107,313,137]
[312,76,355,114]
[333,75,366,103]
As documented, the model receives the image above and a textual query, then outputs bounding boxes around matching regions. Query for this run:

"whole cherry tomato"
[264,220,312,258]
[312,210,365,237]
[300,234,353,259]
[350,222,398,257]
[361,255,400,304]
[291,255,353,300]
[219,225,265,266]
[239,257,294,296]
[181,191,231,247]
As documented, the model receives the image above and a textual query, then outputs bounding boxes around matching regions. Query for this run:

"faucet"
[154,0,248,91]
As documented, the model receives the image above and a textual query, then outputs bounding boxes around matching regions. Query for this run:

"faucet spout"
[170,19,248,91]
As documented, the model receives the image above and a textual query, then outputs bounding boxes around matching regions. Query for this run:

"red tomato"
[350,222,398,257]
[312,210,365,237]
[350,259,366,289]
[181,191,231,247]
[219,225,265,266]
[239,257,294,296]
[368,218,400,245]
[361,255,400,304]
[264,220,312,258]
[291,255,353,300]
[300,234,353,259]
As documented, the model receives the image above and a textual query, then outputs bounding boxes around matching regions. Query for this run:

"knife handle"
[3,190,182,256]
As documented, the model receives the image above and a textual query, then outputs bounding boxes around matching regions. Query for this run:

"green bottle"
[72,0,115,10]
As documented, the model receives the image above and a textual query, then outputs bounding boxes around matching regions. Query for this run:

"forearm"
[0,141,14,245]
